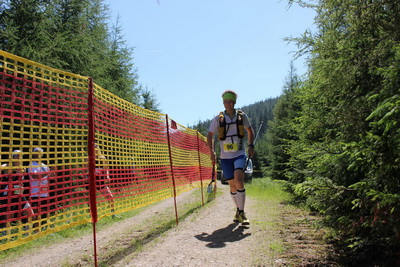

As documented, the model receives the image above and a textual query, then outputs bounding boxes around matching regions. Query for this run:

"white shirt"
[28,161,50,197]
[209,110,251,159]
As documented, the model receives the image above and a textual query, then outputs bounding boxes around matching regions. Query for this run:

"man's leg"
[232,169,245,211]
[230,169,249,225]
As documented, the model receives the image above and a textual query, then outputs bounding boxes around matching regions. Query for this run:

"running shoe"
[233,210,240,223]
[238,212,250,225]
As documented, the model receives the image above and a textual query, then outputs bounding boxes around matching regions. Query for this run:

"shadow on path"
[194,223,251,248]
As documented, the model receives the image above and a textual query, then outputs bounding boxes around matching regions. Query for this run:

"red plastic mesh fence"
[0,50,213,251]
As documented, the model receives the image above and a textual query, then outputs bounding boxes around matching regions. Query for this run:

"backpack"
[217,110,245,141]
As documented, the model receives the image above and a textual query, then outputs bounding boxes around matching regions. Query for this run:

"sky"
[105,0,316,126]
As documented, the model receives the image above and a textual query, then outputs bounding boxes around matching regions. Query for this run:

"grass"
[245,177,295,266]
[246,177,291,203]
[246,177,342,266]
[0,205,145,260]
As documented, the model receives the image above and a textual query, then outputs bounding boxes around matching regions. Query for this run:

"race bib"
[223,142,238,153]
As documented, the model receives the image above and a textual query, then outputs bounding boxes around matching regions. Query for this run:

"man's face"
[12,154,21,164]
[33,151,43,159]
[223,99,235,110]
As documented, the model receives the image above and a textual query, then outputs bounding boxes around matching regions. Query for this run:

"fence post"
[165,115,179,225]
[87,77,98,267]
[197,131,205,206]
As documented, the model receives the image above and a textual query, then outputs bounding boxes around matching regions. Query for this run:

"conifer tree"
[0,0,141,105]
[285,1,400,261]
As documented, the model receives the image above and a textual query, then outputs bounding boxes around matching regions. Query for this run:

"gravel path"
[1,184,292,267]
[115,186,262,267]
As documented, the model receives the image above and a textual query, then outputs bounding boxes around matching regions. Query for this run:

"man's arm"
[246,126,255,145]
[246,126,255,158]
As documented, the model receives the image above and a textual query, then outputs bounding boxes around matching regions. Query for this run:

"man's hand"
[247,146,255,159]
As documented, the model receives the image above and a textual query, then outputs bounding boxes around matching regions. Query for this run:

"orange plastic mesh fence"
[0,50,212,251]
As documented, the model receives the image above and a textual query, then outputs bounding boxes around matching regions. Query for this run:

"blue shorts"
[220,155,246,180]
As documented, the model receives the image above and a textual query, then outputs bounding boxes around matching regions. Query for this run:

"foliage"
[267,0,400,262]
[263,61,302,181]
[0,0,158,109]
[241,97,278,172]
[138,85,161,112]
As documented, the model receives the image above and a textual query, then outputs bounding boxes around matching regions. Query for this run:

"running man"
[207,90,255,225]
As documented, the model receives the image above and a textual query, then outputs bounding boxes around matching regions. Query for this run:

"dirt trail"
[1,183,335,267]
[114,186,264,267]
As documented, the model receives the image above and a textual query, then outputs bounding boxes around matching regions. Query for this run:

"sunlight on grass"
[246,178,291,203]
[245,177,292,265]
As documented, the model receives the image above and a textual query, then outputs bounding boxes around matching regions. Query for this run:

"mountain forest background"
[1,0,399,265]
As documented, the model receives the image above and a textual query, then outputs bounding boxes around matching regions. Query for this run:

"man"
[1,150,35,233]
[207,90,255,225]
[27,147,52,223]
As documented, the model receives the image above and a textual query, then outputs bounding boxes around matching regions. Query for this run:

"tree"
[264,61,301,181]
[285,0,400,263]
[139,85,160,112]
[102,14,140,104]
[0,0,140,105]
[0,0,53,59]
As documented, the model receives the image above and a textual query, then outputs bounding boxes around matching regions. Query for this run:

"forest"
[269,0,400,264]
[1,0,400,265]
[194,0,400,264]
[0,0,160,111]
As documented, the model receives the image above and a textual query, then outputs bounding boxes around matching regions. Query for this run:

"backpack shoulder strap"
[218,111,227,140]
[236,110,245,138]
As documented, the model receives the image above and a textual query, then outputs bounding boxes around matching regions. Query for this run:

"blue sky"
[105,0,315,126]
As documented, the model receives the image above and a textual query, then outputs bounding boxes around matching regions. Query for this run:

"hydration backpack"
[218,110,245,141]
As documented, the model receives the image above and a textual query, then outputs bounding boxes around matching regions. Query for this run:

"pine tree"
[0,0,141,105]
[285,0,400,261]
[139,85,160,112]
[0,0,53,60]
[264,61,301,181]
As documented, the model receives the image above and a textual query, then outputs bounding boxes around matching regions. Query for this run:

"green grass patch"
[246,177,291,203]
[244,177,292,265]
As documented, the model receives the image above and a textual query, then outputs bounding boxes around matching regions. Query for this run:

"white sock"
[230,191,238,209]
[236,189,246,211]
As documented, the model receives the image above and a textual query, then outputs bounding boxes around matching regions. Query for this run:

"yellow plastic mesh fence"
[0,50,212,251]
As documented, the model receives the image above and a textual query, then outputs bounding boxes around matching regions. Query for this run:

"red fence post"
[165,115,179,225]
[87,77,98,267]
[197,131,205,206]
